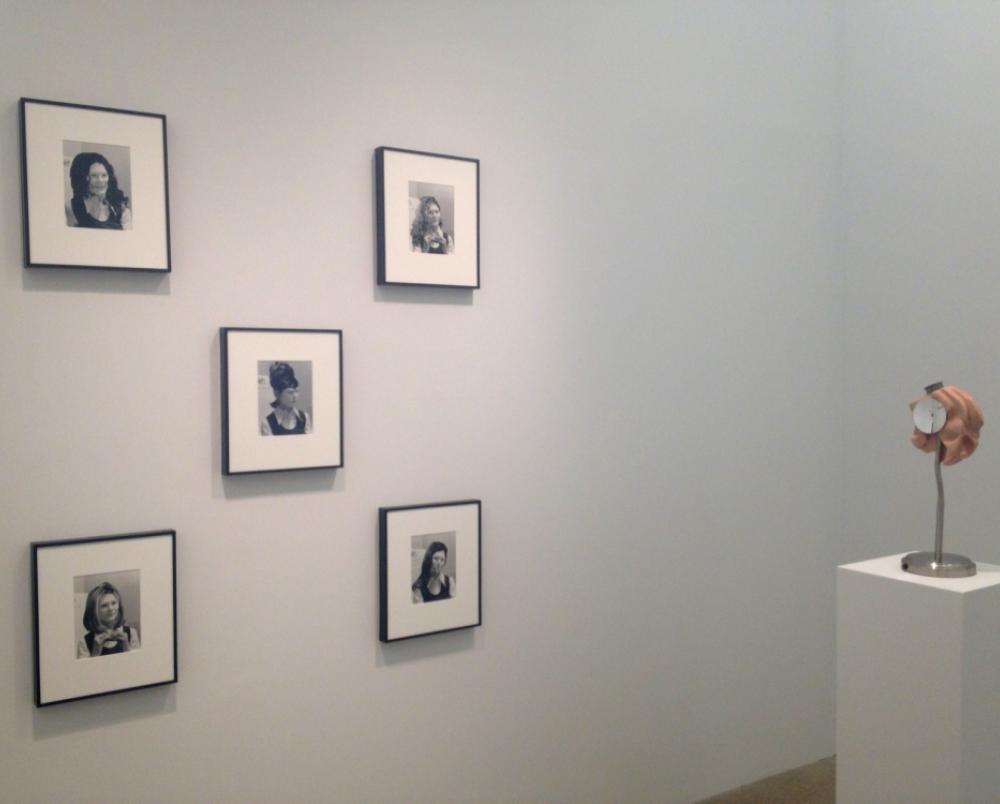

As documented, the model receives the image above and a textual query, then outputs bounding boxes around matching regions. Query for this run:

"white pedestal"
[837,554,1000,803]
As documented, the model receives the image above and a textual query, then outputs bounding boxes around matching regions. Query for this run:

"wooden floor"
[696,756,835,804]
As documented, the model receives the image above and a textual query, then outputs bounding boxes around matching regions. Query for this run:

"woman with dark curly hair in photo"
[77,581,140,659]
[261,362,312,436]
[411,541,455,603]
[410,196,454,255]
[65,152,132,229]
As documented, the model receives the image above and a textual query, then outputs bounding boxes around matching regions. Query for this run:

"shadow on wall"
[32,684,176,741]
[376,625,476,667]
[22,266,170,295]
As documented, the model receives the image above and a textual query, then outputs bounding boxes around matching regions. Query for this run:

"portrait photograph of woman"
[73,569,141,659]
[376,146,478,287]
[63,140,132,230]
[408,181,455,255]
[410,531,457,604]
[33,529,175,706]
[379,500,480,642]
[222,328,342,474]
[20,98,170,271]
[258,360,313,436]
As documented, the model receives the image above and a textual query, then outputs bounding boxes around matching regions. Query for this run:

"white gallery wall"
[841,3,1000,571]
[2,1,851,801]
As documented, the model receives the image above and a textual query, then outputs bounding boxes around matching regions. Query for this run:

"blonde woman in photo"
[77,582,140,658]
[410,196,454,255]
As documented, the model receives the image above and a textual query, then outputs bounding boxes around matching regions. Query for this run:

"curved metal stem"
[934,435,945,563]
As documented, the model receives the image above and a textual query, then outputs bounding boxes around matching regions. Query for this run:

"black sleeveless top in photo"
[418,575,451,602]
[413,235,448,254]
[71,196,124,230]
[85,626,133,656]
[266,410,307,435]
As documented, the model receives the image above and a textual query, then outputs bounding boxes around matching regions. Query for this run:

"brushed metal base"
[901,551,977,578]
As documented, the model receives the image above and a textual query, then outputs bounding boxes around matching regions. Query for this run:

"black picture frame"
[375,146,480,288]
[19,97,171,273]
[221,327,344,475]
[379,500,482,642]
[31,529,177,707]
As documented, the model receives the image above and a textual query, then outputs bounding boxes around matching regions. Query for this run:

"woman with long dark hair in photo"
[411,541,455,603]
[260,362,312,436]
[77,581,140,658]
[65,152,132,229]
[410,196,454,255]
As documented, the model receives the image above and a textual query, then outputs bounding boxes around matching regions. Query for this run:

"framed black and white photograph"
[221,327,343,474]
[19,97,170,272]
[31,529,176,706]
[375,147,479,288]
[380,500,481,642]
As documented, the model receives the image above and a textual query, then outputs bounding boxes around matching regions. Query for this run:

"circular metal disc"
[901,551,977,578]
[913,396,947,434]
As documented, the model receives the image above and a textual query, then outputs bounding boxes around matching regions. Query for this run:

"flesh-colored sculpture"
[909,385,984,465]
[902,383,984,578]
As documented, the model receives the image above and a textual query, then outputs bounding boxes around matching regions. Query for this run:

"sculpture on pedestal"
[902,382,984,578]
